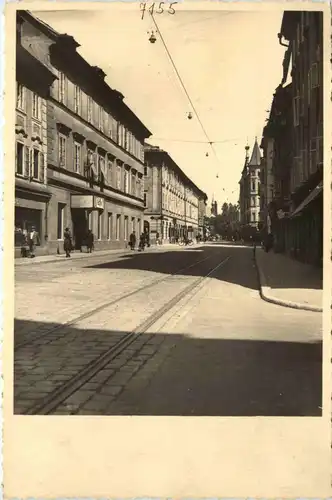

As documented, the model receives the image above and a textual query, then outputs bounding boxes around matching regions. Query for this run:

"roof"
[248,139,261,167]
[145,145,208,200]
[18,10,152,138]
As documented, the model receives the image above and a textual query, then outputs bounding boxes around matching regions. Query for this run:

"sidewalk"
[254,247,323,312]
[15,242,201,267]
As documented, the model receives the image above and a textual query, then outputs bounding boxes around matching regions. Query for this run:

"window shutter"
[39,151,45,183]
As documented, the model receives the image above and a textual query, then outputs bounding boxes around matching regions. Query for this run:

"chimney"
[92,66,106,80]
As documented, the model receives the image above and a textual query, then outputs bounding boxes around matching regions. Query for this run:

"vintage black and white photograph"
[14,6,323,417]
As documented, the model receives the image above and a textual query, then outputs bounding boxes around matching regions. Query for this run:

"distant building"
[211,200,218,217]
[16,11,151,256]
[238,139,261,228]
[144,145,207,243]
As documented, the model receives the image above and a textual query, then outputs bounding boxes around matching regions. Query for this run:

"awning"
[290,183,323,218]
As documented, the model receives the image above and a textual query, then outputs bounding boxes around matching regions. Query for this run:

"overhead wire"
[150,12,223,184]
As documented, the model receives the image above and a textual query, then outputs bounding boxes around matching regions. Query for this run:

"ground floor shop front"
[144,214,200,244]
[270,186,323,268]
[14,179,52,258]
[16,182,145,257]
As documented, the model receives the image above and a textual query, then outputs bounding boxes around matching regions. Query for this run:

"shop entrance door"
[71,209,88,250]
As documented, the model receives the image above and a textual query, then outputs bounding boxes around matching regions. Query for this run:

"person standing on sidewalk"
[129,231,136,250]
[63,227,72,258]
[28,226,40,258]
[138,232,145,251]
[86,229,94,253]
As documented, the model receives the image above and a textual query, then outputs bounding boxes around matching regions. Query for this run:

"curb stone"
[15,243,202,267]
[253,248,322,313]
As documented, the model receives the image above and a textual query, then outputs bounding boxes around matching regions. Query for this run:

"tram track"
[22,254,231,415]
[15,252,217,352]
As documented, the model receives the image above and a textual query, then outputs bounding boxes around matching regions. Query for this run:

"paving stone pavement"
[14,245,322,416]
[14,251,222,414]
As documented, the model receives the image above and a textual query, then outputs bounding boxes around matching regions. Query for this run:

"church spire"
[248,137,261,166]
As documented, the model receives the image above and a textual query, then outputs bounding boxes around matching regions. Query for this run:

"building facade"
[238,140,261,228]
[260,83,293,251]
[268,11,323,265]
[144,145,207,243]
[16,11,151,256]
[15,17,57,255]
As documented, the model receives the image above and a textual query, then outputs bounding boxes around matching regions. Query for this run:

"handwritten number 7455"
[140,2,178,20]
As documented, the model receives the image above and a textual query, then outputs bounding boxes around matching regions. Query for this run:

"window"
[144,193,147,207]
[97,105,103,132]
[87,96,93,123]
[59,72,66,104]
[107,213,113,240]
[107,159,113,185]
[144,166,147,176]
[32,149,39,179]
[116,122,120,144]
[251,180,255,192]
[74,143,81,173]
[74,85,81,115]
[251,196,256,207]
[310,63,319,88]
[251,212,256,223]
[16,142,24,175]
[98,155,105,181]
[131,173,136,195]
[116,214,120,240]
[293,96,300,126]
[57,203,65,239]
[125,129,128,150]
[32,93,40,120]
[58,134,66,168]
[97,212,102,240]
[124,169,129,193]
[116,165,122,190]
[16,83,25,111]
[124,216,129,240]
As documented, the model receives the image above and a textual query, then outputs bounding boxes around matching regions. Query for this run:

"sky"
[34,7,286,207]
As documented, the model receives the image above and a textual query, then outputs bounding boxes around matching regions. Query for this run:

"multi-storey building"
[274,11,323,265]
[16,11,151,255]
[238,140,261,228]
[144,145,207,243]
[198,196,208,237]
[14,16,57,255]
[260,83,293,252]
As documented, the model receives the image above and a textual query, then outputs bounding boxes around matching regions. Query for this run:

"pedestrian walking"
[86,229,94,253]
[138,232,145,251]
[156,232,160,245]
[129,231,136,250]
[64,227,72,258]
[28,226,40,258]
[145,231,150,248]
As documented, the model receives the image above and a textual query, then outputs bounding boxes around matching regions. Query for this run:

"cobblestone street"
[14,244,322,416]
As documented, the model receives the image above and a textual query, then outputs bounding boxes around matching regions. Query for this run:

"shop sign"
[71,195,94,209]
[94,196,105,210]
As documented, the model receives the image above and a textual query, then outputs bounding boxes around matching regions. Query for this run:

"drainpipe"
[160,162,163,243]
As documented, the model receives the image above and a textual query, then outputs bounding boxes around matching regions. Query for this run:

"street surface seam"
[23,255,231,415]
[15,252,214,351]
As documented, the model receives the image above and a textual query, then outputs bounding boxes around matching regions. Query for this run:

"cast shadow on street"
[14,318,322,417]
[84,244,261,291]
